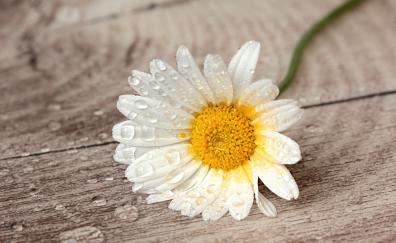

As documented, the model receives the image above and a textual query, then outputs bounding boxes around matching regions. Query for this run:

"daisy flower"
[113,41,303,221]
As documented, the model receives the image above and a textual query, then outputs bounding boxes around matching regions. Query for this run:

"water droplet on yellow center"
[189,103,256,171]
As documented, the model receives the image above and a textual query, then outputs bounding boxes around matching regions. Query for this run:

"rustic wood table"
[1,0,395,242]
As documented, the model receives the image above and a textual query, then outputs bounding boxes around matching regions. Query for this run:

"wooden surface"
[1,0,396,242]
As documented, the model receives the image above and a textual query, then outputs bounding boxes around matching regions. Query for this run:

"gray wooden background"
[1,0,395,242]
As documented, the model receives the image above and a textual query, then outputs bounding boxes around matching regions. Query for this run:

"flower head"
[113,41,303,220]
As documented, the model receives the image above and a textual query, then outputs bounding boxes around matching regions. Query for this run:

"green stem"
[278,0,366,94]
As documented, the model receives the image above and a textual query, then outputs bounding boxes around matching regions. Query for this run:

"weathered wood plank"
[1,94,395,242]
[1,0,396,158]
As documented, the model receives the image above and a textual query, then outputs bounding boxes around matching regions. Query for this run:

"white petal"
[238,79,279,106]
[169,169,223,217]
[113,144,155,164]
[146,191,174,204]
[226,168,254,221]
[117,95,194,129]
[125,143,192,183]
[256,131,301,164]
[253,100,303,132]
[256,99,297,113]
[154,160,202,193]
[172,164,210,193]
[201,186,228,221]
[204,54,233,104]
[253,175,277,217]
[251,161,299,200]
[150,59,206,111]
[228,41,261,97]
[112,120,190,146]
[176,46,216,103]
[129,70,187,109]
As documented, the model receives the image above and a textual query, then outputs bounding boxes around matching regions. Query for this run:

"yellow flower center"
[189,103,257,171]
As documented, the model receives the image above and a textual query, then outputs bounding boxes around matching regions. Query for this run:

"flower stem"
[278,0,366,94]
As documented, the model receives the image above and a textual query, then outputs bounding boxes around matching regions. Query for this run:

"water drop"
[21,152,31,157]
[92,196,107,206]
[87,179,98,184]
[40,148,50,153]
[48,121,62,131]
[181,62,190,68]
[169,72,178,80]
[134,99,149,109]
[144,112,158,123]
[180,201,192,215]
[114,204,139,221]
[105,177,113,181]
[231,197,245,207]
[59,226,104,243]
[165,111,177,120]
[196,196,207,206]
[98,132,108,140]
[249,69,255,74]
[67,149,78,154]
[94,110,104,116]
[149,80,160,90]
[80,155,88,161]
[206,184,217,194]
[120,125,135,139]
[156,60,167,71]
[130,77,140,86]
[154,73,165,82]
[166,151,181,165]
[128,112,138,120]
[139,88,148,96]
[11,223,23,231]
[135,164,154,177]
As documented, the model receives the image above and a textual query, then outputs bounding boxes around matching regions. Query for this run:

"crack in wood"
[1,89,396,161]
[73,0,197,27]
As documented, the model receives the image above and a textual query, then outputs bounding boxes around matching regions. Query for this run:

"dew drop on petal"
[154,73,165,82]
[134,99,149,109]
[156,60,167,71]
[149,81,160,90]
[130,77,140,86]
[135,164,154,177]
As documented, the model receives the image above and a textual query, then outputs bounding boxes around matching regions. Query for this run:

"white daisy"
[113,41,303,221]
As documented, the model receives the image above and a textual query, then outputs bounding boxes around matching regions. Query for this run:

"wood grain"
[1,0,396,158]
[1,0,396,242]
[1,94,395,242]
